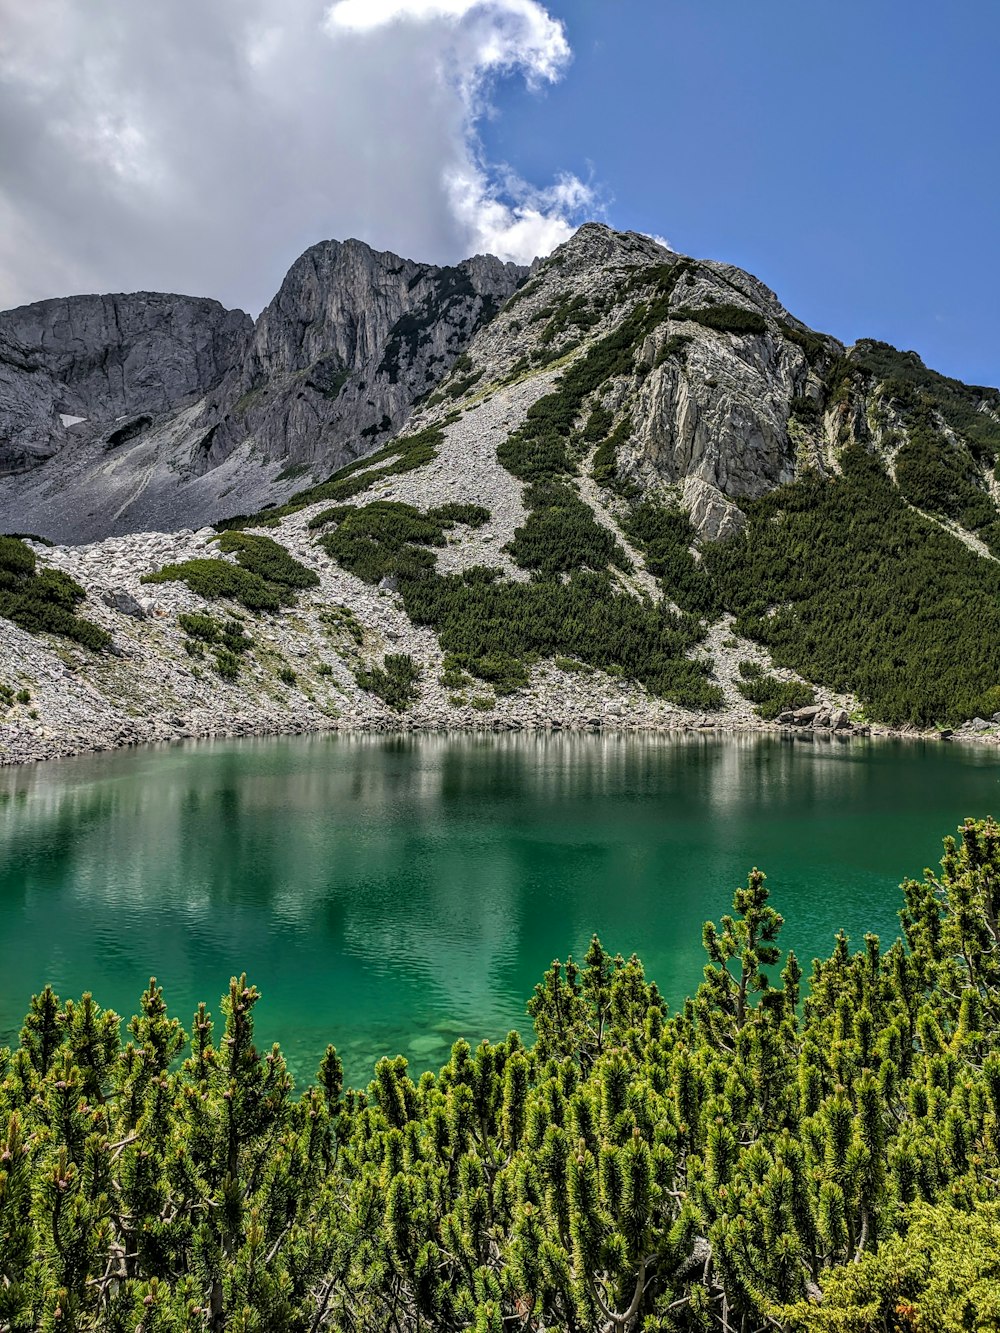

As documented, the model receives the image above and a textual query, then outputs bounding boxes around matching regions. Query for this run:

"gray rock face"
[0,240,525,543]
[0,293,252,475]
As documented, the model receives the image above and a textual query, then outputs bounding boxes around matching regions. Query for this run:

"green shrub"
[213,648,242,681]
[505,481,629,576]
[15,687,31,705]
[673,303,768,336]
[216,424,449,529]
[317,502,444,585]
[0,536,111,651]
[736,672,815,719]
[355,652,421,711]
[654,332,692,367]
[789,394,821,422]
[319,605,365,645]
[143,560,284,611]
[6,820,1000,1330]
[624,502,717,613]
[278,665,297,686]
[426,503,491,528]
[590,417,634,492]
[705,445,1000,725]
[316,662,334,677]
[777,320,831,366]
[178,612,252,660]
[213,531,320,589]
[852,338,1000,460]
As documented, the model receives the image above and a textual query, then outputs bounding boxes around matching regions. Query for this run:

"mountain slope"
[2,223,1000,761]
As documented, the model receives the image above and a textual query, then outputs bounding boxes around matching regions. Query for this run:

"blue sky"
[2,0,995,389]
[484,0,999,387]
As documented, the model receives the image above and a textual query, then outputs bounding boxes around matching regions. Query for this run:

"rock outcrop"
[0,241,525,543]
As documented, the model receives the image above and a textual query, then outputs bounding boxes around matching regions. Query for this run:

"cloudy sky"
[1,0,997,384]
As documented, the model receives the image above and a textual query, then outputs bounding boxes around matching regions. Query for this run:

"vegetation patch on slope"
[143,536,317,614]
[5,820,1000,1330]
[215,423,451,531]
[316,498,721,706]
[705,446,1000,726]
[736,660,816,719]
[0,535,110,651]
[355,652,421,711]
[177,611,253,680]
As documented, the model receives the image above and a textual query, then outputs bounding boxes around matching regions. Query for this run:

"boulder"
[101,589,147,619]
[793,705,823,724]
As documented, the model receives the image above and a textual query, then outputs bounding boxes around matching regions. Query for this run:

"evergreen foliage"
[735,661,816,719]
[177,613,253,679]
[6,821,1000,1328]
[215,424,449,531]
[144,538,317,614]
[624,502,717,614]
[851,339,1000,462]
[505,481,629,576]
[705,447,1000,726]
[0,536,111,652]
[314,485,720,706]
[425,503,491,529]
[143,559,285,612]
[212,533,320,591]
[354,652,421,711]
[672,304,768,336]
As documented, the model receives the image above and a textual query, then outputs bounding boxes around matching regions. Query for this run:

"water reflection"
[2,733,999,1082]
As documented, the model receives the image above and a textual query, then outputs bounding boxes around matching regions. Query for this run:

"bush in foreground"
[3,820,1000,1329]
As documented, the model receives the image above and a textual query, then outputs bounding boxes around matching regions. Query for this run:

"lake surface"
[1,733,998,1085]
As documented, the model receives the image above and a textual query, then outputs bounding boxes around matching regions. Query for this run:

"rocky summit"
[2,222,1000,762]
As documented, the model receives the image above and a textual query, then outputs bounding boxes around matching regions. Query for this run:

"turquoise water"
[1,732,998,1085]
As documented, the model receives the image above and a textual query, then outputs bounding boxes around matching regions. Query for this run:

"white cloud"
[0,0,592,313]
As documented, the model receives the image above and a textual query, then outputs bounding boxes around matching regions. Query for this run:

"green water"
[1,732,998,1084]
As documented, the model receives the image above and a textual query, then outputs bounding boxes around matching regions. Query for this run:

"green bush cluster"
[319,605,365,645]
[426,502,491,529]
[213,532,320,590]
[704,446,1000,726]
[144,537,317,614]
[314,485,720,705]
[215,424,449,531]
[405,566,721,706]
[177,612,253,680]
[735,662,816,719]
[673,303,768,336]
[0,535,110,652]
[624,502,717,613]
[852,339,1000,461]
[505,480,629,576]
[777,320,832,367]
[6,820,1000,1330]
[143,560,284,612]
[497,259,692,484]
[654,332,692,368]
[590,417,635,493]
[316,502,445,585]
[355,652,421,711]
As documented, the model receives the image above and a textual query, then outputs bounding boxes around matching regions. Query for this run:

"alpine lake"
[2,731,998,1087]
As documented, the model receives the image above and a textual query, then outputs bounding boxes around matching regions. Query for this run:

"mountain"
[3,222,1000,763]
[0,239,526,543]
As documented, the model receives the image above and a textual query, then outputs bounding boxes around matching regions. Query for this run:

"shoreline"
[2,707,993,772]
